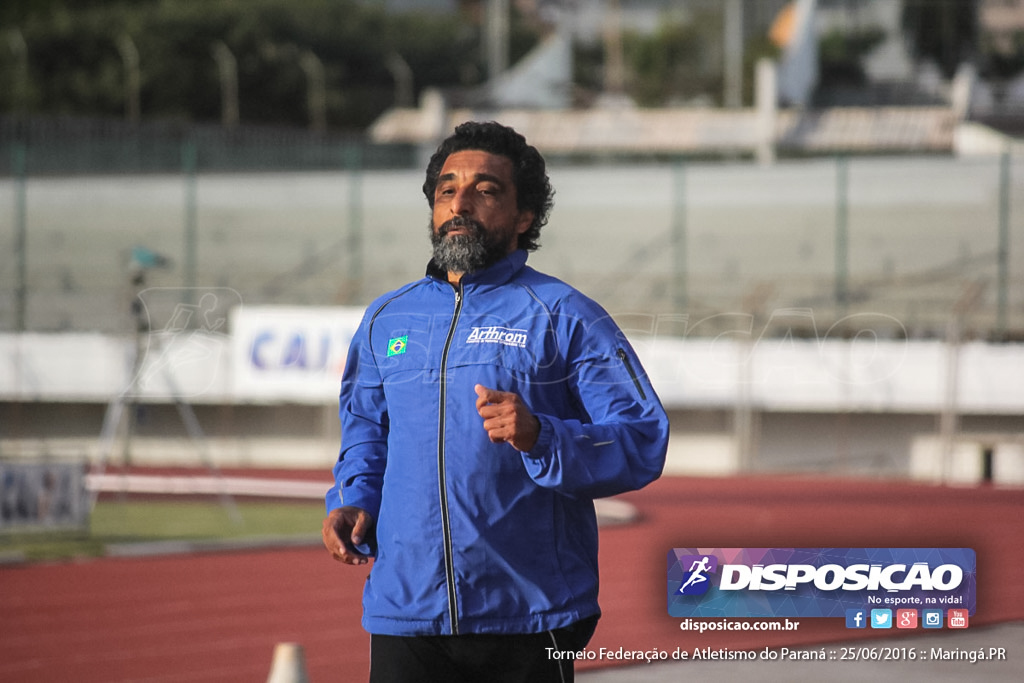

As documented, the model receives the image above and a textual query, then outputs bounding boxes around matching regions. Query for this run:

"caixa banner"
[668,548,976,618]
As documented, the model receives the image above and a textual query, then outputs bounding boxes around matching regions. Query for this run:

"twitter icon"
[870,609,893,629]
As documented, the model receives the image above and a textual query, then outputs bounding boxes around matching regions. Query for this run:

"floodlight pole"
[671,160,688,311]
[486,0,510,80]
[735,285,773,472]
[300,50,327,133]
[996,149,1011,340]
[602,0,626,96]
[7,29,29,116]
[117,34,141,124]
[182,140,198,307]
[386,53,414,108]
[940,282,984,483]
[723,0,744,108]
[212,41,239,129]
[835,155,849,325]
[13,143,27,332]
[345,144,363,303]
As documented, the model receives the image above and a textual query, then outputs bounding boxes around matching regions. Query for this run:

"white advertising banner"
[230,306,365,403]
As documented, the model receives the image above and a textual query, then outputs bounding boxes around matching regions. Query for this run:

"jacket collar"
[426,250,528,288]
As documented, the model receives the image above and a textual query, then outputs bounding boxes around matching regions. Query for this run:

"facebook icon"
[845,609,867,629]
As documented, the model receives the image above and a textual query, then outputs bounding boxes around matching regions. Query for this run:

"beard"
[429,216,514,275]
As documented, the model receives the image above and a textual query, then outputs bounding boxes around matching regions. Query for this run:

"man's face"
[429,150,534,278]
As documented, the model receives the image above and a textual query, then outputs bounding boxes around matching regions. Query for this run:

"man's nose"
[451,188,473,215]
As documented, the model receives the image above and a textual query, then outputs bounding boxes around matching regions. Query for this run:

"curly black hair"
[422,121,554,252]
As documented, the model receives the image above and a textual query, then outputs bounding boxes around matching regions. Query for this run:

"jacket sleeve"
[519,295,669,499]
[324,312,388,522]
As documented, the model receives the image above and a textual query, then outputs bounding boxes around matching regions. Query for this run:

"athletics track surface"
[2,474,1022,682]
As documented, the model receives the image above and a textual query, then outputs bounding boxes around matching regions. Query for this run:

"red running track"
[2,474,1022,682]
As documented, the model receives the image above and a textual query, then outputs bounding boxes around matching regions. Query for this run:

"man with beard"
[322,121,669,682]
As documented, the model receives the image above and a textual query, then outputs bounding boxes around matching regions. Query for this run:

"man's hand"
[475,384,540,453]
[322,506,374,565]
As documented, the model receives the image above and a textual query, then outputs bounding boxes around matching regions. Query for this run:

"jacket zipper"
[616,348,647,400]
[437,283,464,634]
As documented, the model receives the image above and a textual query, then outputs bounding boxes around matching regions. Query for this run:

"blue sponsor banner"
[668,548,976,618]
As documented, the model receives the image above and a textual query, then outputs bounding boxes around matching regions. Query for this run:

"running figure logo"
[677,554,718,596]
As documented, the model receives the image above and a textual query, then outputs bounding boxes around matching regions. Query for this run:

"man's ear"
[515,210,534,236]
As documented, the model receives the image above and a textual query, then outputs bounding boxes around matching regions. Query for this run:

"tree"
[1,0,538,130]
[619,10,778,108]
[901,0,978,79]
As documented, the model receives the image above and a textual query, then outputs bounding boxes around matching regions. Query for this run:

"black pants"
[368,616,599,683]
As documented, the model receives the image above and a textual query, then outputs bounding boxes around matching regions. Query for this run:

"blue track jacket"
[326,250,669,636]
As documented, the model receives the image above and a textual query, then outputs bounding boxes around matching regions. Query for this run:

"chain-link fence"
[2,122,1021,341]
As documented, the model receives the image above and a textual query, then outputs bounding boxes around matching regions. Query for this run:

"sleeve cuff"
[523,414,553,459]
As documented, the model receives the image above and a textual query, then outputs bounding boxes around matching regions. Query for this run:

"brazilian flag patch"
[387,336,408,357]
